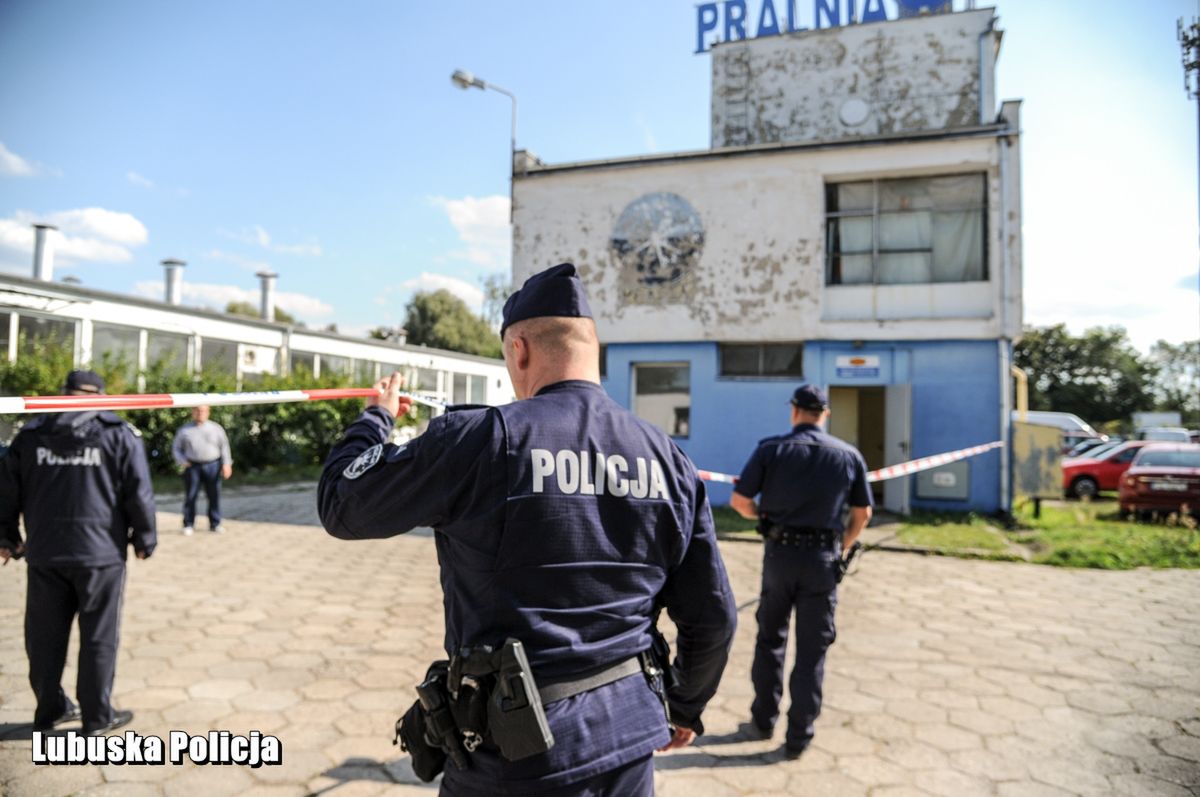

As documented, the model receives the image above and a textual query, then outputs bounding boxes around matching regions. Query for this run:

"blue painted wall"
[601,339,1004,513]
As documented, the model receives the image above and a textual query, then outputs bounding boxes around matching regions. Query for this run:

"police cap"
[790,384,828,411]
[500,263,593,338]
[64,370,105,394]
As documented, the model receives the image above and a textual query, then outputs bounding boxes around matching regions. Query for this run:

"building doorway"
[828,385,911,514]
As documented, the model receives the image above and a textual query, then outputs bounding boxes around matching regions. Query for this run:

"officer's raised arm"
[318,375,498,539]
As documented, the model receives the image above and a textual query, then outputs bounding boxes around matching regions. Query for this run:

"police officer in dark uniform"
[730,384,872,759]
[319,263,736,795]
[0,369,157,735]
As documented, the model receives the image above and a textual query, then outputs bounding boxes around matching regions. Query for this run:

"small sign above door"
[835,355,881,379]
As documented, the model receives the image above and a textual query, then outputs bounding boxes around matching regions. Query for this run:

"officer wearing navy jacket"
[319,263,736,795]
[730,384,872,759]
[0,370,156,735]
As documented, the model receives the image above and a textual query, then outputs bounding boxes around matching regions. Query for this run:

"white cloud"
[0,142,36,177]
[126,171,155,189]
[0,207,149,272]
[430,195,511,269]
[203,248,273,273]
[635,115,659,152]
[132,280,334,319]
[398,272,485,312]
[219,224,322,257]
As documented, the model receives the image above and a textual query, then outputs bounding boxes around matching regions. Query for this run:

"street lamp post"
[451,69,518,220]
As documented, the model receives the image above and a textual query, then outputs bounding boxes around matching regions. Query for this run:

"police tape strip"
[699,440,1004,485]
[0,388,448,415]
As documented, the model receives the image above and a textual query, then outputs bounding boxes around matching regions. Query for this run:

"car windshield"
[1079,442,1120,459]
[1135,451,1200,468]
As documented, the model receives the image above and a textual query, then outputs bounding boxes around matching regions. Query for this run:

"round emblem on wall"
[343,444,383,480]
[609,193,705,286]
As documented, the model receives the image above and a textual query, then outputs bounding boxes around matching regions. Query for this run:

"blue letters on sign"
[696,3,720,53]
[695,0,900,53]
[724,0,748,43]
[757,0,782,37]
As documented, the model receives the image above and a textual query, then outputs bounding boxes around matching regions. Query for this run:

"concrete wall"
[711,8,998,147]
[513,133,1021,344]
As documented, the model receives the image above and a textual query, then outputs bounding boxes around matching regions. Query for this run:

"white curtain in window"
[838,217,874,284]
[932,211,984,281]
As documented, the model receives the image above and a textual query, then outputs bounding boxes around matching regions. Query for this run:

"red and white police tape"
[698,440,1004,485]
[0,388,447,415]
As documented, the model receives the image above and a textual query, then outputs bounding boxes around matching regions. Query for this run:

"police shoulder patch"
[125,422,143,438]
[343,444,383,480]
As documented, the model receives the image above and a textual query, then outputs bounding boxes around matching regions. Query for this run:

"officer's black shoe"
[784,743,808,760]
[749,722,774,740]
[33,705,81,732]
[83,710,133,736]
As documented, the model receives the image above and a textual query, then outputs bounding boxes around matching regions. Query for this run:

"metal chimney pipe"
[256,271,278,322]
[32,224,58,281]
[161,258,186,305]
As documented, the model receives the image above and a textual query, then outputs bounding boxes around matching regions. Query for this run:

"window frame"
[717,342,804,379]
[825,173,989,286]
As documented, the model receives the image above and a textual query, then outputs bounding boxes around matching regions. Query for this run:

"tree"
[403,290,501,358]
[1013,324,1158,426]
[1148,339,1200,427]
[225,300,298,325]
[367,325,406,343]
[480,272,511,330]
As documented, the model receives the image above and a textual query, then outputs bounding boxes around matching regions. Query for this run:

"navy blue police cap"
[64,369,105,394]
[790,384,828,411]
[500,263,593,338]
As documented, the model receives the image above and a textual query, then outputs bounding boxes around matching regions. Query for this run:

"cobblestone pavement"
[1,486,1197,796]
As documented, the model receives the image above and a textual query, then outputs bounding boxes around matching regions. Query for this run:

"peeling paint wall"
[711,8,997,148]
[513,135,1021,345]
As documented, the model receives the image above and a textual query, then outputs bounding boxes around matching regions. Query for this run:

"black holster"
[395,660,468,782]
[451,638,554,762]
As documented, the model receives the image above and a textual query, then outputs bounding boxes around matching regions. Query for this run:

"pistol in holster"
[641,608,684,726]
[395,660,467,782]
[451,638,555,763]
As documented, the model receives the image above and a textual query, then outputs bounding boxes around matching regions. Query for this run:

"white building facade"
[512,7,1021,513]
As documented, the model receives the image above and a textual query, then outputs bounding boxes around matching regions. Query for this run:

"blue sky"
[1,0,1197,348]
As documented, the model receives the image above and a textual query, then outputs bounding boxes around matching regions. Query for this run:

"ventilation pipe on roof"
[256,271,278,322]
[162,259,186,305]
[32,224,58,281]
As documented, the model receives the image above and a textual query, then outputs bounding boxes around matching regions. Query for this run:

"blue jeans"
[182,460,222,529]
[750,538,840,751]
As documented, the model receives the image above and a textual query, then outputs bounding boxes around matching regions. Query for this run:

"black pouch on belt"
[396,699,446,782]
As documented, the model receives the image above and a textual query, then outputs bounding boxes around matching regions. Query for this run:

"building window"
[147,331,189,374]
[354,359,377,385]
[290,351,317,376]
[599,344,607,378]
[414,367,440,394]
[200,338,238,376]
[633,363,690,438]
[18,314,76,357]
[826,173,987,285]
[92,323,141,382]
[321,355,351,377]
[0,312,11,361]
[469,374,486,403]
[719,343,804,377]
[452,373,468,404]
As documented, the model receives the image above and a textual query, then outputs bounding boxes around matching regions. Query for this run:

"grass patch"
[151,463,323,496]
[711,506,760,540]
[897,511,1012,554]
[1012,499,1200,570]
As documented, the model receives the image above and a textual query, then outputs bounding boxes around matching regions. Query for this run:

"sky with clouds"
[0,0,1196,349]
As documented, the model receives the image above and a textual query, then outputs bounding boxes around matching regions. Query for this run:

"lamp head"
[451,69,484,90]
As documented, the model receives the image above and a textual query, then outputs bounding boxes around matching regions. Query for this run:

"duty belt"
[765,525,840,548]
[537,656,644,704]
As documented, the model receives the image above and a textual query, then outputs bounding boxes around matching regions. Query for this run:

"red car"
[1061,441,1153,499]
[1118,444,1200,517]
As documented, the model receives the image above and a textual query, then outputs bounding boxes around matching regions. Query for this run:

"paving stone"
[3,492,1199,796]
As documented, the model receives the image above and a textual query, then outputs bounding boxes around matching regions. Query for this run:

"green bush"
[1,339,421,477]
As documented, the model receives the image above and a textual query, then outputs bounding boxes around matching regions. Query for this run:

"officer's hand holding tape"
[368,372,414,418]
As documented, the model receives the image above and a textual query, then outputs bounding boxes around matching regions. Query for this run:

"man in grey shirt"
[171,405,232,535]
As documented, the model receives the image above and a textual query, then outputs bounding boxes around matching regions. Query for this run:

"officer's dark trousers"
[750,539,839,751]
[26,563,125,730]
[439,753,654,796]
[182,459,222,528]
